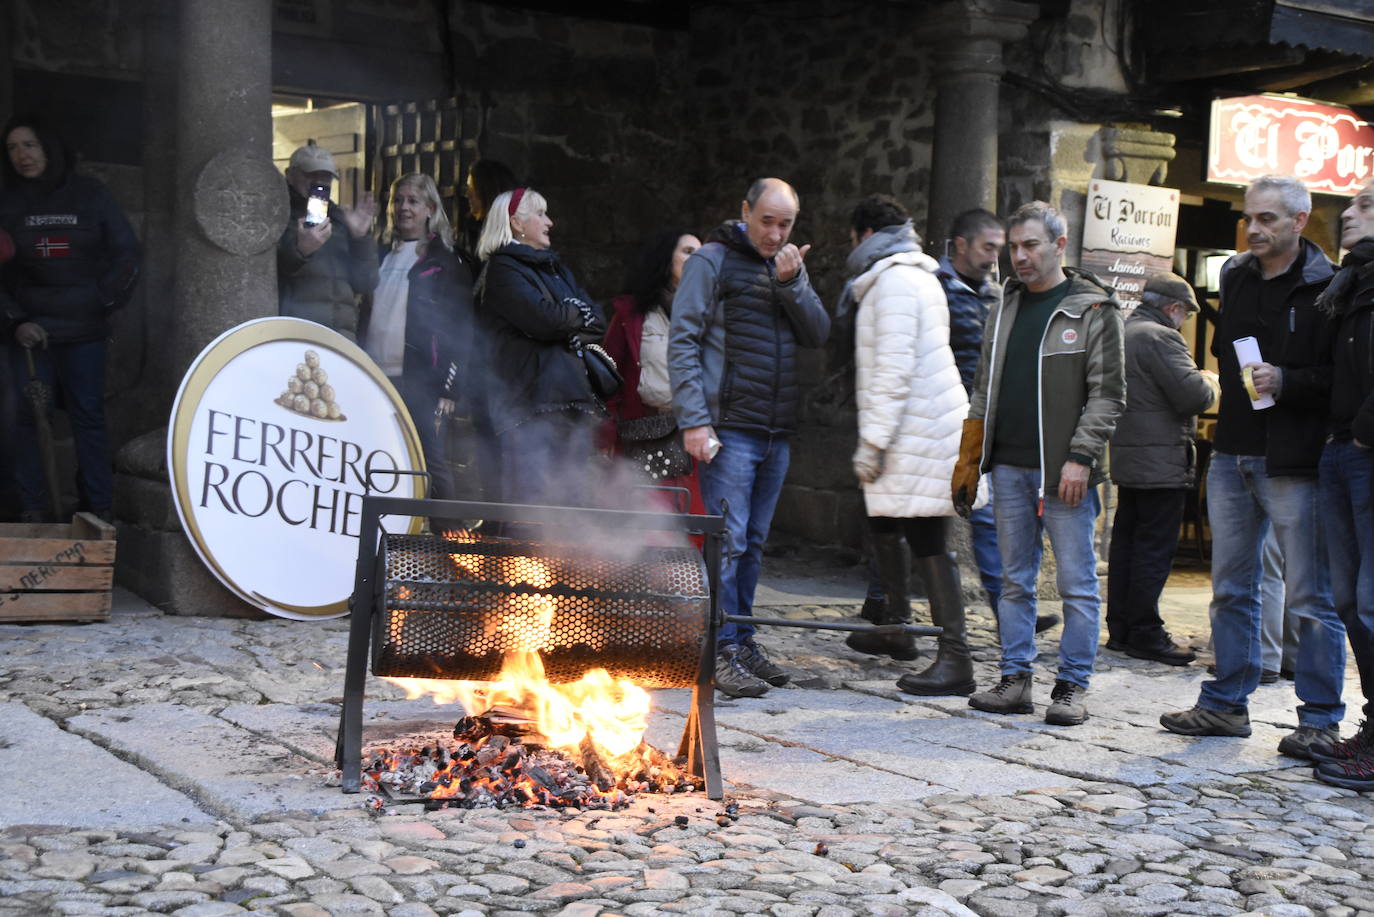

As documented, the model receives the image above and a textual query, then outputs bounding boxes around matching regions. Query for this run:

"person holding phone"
[277,142,379,341]
[668,177,830,698]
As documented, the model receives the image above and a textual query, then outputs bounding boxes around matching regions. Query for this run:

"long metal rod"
[727,614,942,637]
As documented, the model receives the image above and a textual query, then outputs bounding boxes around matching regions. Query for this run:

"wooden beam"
[1153,46,1305,83]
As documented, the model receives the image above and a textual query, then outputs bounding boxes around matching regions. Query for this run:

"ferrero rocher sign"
[168,318,425,619]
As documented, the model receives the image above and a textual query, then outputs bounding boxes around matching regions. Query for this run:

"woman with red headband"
[475,187,608,506]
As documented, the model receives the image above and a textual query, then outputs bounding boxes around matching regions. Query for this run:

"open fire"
[360,543,702,809]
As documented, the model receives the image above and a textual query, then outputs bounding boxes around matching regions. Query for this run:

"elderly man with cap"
[278,141,379,340]
[1104,272,1219,665]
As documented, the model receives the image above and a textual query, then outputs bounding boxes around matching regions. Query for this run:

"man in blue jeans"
[669,177,831,698]
[951,202,1125,726]
[1160,174,1346,758]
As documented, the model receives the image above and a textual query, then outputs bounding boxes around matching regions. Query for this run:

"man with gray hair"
[1160,175,1346,759]
[952,201,1125,726]
[1105,272,1218,666]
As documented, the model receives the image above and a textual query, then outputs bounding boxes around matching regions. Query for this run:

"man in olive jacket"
[951,201,1125,727]
[1105,272,1217,666]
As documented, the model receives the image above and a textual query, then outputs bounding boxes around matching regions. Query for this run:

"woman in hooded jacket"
[476,188,608,507]
[0,114,140,522]
[844,195,981,698]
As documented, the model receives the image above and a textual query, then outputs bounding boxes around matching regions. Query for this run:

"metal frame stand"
[335,496,727,795]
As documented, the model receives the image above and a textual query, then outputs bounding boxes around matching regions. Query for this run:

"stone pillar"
[114,0,283,617]
[923,0,1036,250]
[171,0,284,378]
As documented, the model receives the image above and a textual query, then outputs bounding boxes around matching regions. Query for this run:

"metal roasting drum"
[372,533,709,688]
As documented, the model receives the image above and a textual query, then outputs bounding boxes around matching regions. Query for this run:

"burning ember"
[364,650,701,810]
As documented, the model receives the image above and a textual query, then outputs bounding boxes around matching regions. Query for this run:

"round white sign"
[168,318,425,619]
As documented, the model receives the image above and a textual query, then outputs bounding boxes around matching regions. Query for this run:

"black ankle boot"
[896,553,975,696]
[846,532,920,661]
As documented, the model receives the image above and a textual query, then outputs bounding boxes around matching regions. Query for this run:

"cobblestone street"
[1,557,1370,917]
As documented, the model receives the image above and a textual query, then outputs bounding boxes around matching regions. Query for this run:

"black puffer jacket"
[0,173,140,344]
[478,243,606,433]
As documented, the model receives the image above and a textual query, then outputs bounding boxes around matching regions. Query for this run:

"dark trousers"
[868,514,948,557]
[1106,486,1186,646]
[393,375,454,502]
[10,340,111,514]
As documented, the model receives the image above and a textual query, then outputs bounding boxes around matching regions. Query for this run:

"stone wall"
[679,0,938,547]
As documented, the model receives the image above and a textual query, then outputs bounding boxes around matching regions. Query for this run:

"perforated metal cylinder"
[371,534,709,687]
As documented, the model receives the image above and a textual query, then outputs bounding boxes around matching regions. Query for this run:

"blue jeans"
[700,429,790,648]
[990,464,1101,688]
[969,501,1002,610]
[1320,440,1374,719]
[10,340,112,513]
[1201,452,1344,726]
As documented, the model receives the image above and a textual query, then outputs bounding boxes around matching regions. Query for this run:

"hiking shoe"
[714,646,769,698]
[738,640,789,687]
[1045,679,1089,726]
[1125,635,1197,666]
[968,673,1033,715]
[1159,705,1251,737]
[1315,752,1374,792]
[1035,614,1060,634]
[1310,719,1374,764]
[1277,725,1341,761]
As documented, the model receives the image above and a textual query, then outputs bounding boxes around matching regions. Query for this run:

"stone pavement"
[1,555,1371,917]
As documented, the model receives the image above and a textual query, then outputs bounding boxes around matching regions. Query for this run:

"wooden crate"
[0,513,117,623]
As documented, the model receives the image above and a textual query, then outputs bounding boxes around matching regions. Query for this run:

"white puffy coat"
[854,249,975,518]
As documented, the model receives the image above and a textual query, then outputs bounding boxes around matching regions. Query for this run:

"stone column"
[171,0,284,379]
[922,0,1036,250]
[114,0,283,617]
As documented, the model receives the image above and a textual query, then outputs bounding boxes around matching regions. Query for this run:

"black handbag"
[619,412,692,481]
[572,336,623,400]
[525,266,622,401]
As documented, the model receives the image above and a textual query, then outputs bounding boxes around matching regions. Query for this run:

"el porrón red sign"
[1208,94,1374,197]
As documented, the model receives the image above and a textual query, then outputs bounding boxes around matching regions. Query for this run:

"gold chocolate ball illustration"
[292,394,310,413]
[287,377,303,394]
[327,402,343,419]
[320,384,335,402]
[296,363,311,381]
[304,381,320,400]
[312,368,328,385]
[310,398,328,418]
[304,350,321,368]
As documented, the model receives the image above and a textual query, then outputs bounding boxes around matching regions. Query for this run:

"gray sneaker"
[1278,725,1341,761]
[968,673,1033,714]
[1159,705,1251,737]
[1045,679,1088,726]
[738,640,789,687]
[714,646,769,698]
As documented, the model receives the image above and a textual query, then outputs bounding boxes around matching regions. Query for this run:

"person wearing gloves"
[844,194,982,697]
[952,201,1125,726]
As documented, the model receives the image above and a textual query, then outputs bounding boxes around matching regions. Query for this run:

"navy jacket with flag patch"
[0,173,141,344]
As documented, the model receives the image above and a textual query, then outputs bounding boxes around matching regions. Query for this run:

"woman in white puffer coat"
[843,195,982,698]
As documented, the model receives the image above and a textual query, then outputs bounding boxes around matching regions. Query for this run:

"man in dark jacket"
[1310,179,1374,790]
[278,142,379,340]
[670,177,831,698]
[1105,272,1217,665]
[1161,175,1346,761]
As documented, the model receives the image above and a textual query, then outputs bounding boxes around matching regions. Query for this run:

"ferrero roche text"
[197,408,402,536]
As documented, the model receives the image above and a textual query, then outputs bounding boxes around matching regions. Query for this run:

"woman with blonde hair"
[363,172,476,500]
[477,187,608,507]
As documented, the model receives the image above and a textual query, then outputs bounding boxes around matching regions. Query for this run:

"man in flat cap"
[278,141,378,341]
[1105,272,1218,666]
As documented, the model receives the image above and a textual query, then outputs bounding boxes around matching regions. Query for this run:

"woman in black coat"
[363,172,475,501]
[476,187,607,507]
[0,115,140,522]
